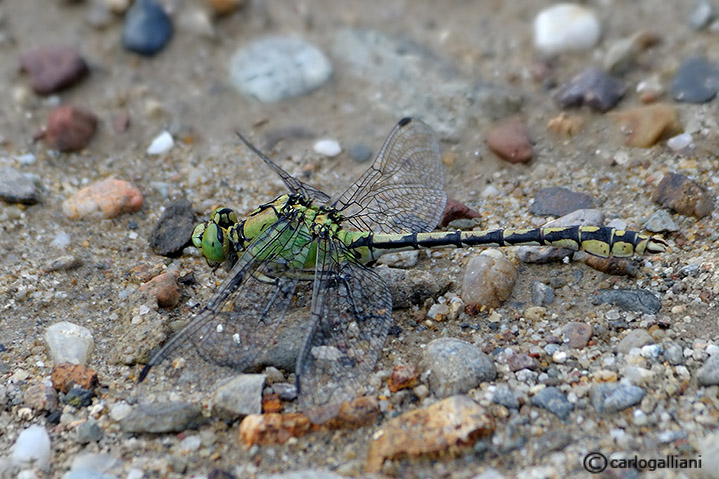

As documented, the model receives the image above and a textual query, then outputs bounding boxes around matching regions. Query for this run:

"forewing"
[333,118,447,233]
[236,132,331,204]
[297,235,392,423]
[139,216,312,381]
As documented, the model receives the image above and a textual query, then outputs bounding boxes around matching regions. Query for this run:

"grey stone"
[529,187,594,217]
[562,322,593,349]
[272,382,298,401]
[591,383,645,413]
[689,0,716,30]
[592,289,662,315]
[421,338,496,397]
[211,374,265,420]
[554,67,626,112]
[122,0,173,56]
[617,329,655,354]
[531,387,574,420]
[119,401,205,433]
[0,167,40,204]
[229,36,332,103]
[697,354,719,386]
[644,210,679,233]
[347,143,373,163]
[380,266,450,309]
[672,57,719,103]
[663,341,684,365]
[530,281,555,306]
[491,385,519,409]
[75,420,103,444]
[149,198,195,256]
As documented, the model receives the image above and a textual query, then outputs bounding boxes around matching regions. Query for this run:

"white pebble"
[313,139,342,157]
[44,321,94,365]
[666,133,693,151]
[50,232,71,249]
[533,3,601,56]
[552,350,568,363]
[109,402,133,422]
[12,425,51,471]
[147,131,174,155]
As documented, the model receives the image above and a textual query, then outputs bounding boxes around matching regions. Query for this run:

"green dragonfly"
[139,117,668,423]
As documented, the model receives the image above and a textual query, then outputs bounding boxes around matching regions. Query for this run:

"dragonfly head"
[192,207,240,264]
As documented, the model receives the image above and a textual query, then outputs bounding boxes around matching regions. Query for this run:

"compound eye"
[200,222,229,264]
[191,223,207,249]
[211,207,238,229]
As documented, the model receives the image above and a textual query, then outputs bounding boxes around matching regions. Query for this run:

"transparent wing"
[139,215,313,381]
[333,117,447,234]
[297,234,392,423]
[236,132,331,204]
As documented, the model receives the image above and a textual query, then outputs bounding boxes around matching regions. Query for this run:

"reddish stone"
[139,268,180,308]
[652,172,714,219]
[439,199,481,227]
[507,353,538,372]
[261,394,283,414]
[62,178,143,220]
[486,117,534,164]
[238,413,313,446]
[20,46,88,95]
[388,365,418,393]
[41,105,97,152]
[51,363,99,393]
[327,396,380,429]
[112,112,130,133]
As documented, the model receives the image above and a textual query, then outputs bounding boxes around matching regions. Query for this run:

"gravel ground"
[1,1,718,478]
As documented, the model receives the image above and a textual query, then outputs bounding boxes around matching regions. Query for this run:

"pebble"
[149,198,195,256]
[206,0,243,16]
[146,130,174,155]
[636,74,665,102]
[462,255,516,309]
[545,208,605,228]
[388,365,418,392]
[66,453,120,478]
[667,132,694,152]
[421,338,496,397]
[23,382,58,412]
[592,289,662,315]
[517,246,570,264]
[119,401,205,433]
[689,0,716,30]
[238,413,313,446]
[211,374,265,420]
[347,143,372,163]
[328,396,381,429]
[122,0,173,56]
[41,105,97,152]
[485,117,533,164]
[530,387,574,420]
[75,420,103,444]
[546,112,583,136]
[643,210,679,233]
[617,329,655,355]
[43,255,81,272]
[603,32,658,75]
[471,469,506,479]
[20,45,88,94]
[312,139,342,157]
[507,353,538,372]
[139,268,181,308]
[584,255,638,277]
[491,385,520,409]
[378,250,419,269]
[697,354,719,386]
[554,67,625,112]
[532,4,601,56]
[45,321,94,365]
[562,322,593,348]
[439,199,481,227]
[51,363,98,393]
[271,383,298,401]
[529,187,594,217]
[229,36,332,103]
[0,167,40,204]
[63,387,93,408]
[610,104,680,148]
[671,56,719,103]
[652,172,714,218]
[663,342,684,365]
[63,178,143,220]
[365,395,494,474]
[590,383,645,413]
[12,425,51,471]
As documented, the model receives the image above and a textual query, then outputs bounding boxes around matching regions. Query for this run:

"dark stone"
[348,143,373,163]
[20,45,88,95]
[439,198,481,227]
[671,57,719,103]
[63,387,93,408]
[530,281,555,305]
[149,198,196,256]
[122,0,173,56]
[42,105,97,152]
[208,470,237,479]
[554,67,626,112]
[0,167,40,204]
[529,187,594,217]
[507,353,538,372]
[119,401,206,433]
[562,322,593,349]
[592,288,661,314]
[591,383,645,414]
[491,385,520,409]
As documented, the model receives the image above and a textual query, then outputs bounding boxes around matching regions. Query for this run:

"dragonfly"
[139,117,668,423]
